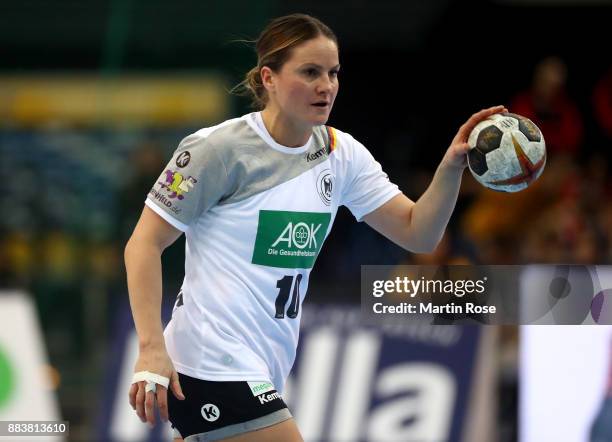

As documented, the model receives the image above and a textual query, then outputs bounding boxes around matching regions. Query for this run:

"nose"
[316,75,335,94]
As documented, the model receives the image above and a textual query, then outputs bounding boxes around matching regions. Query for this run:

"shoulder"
[317,125,372,162]
[173,115,262,170]
[318,124,354,145]
[179,116,248,151]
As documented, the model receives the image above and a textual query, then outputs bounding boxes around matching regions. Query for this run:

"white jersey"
[146,112,401,392]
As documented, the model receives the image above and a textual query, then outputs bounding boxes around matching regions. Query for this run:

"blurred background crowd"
[0,0,611,440]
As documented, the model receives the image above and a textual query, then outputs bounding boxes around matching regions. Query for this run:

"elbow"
[124,237,136,266]
[124,234,165,265]
[124,235,144,265]
[399,205,441,254]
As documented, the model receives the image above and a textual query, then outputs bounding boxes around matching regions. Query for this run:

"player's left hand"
[441,105,508,169]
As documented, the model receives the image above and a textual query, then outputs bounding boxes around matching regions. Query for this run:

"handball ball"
[467,112,546,192]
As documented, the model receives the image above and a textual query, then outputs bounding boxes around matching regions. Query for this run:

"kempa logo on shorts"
[247,381,274,397]
[201,403,220,422]
[252,211,331,269]
[257,391,281,405]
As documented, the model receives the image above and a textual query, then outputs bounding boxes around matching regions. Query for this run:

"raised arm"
[363,105,507,253]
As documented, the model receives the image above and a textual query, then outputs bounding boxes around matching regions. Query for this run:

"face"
[262,35,340,127]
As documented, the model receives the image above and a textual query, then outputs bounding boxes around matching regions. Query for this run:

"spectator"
[592,66,612,147]
[511,56,583,156]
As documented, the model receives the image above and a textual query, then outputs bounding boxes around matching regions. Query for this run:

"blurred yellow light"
[0,74,230,127]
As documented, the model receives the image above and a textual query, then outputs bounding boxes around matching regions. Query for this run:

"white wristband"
[132,371,170,388]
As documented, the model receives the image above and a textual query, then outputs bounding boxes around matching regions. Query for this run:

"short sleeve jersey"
[146,112,401,392]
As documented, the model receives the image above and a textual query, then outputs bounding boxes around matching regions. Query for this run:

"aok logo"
[252,211,331,269]
[271,222,321,250]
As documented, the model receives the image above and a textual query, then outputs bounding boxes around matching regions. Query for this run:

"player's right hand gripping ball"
[467,112,546,192]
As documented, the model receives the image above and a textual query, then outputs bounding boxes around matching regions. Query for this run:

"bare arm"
[125,206,182,348]
[363,105,507,253]
[363,163,463,253]
[125,205,185,426]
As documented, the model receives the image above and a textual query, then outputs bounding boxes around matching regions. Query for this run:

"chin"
[310,112,331,126]
[294,108,332,128]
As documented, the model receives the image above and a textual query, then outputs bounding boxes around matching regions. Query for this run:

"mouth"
[311,101,330,108]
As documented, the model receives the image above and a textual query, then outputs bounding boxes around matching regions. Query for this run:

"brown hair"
[233,14,338,110]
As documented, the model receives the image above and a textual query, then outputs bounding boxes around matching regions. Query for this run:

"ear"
[260,66,275,94]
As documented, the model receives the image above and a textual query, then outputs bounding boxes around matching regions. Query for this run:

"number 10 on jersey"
[275,274,303,319]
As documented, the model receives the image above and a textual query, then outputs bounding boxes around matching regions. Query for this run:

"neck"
[260,107,312,147]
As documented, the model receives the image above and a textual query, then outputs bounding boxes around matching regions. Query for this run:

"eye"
[304,68,319,77]
[329,69,339,78]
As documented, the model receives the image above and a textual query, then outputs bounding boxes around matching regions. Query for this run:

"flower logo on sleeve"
[159,170,198,200]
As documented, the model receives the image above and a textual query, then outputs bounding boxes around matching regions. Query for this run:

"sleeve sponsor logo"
[149,188,182,216]
[158,170,197,200]
[252,211,331,269]
[148,169,197,215]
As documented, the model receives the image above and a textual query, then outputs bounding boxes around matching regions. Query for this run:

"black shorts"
[168,372,291,441]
